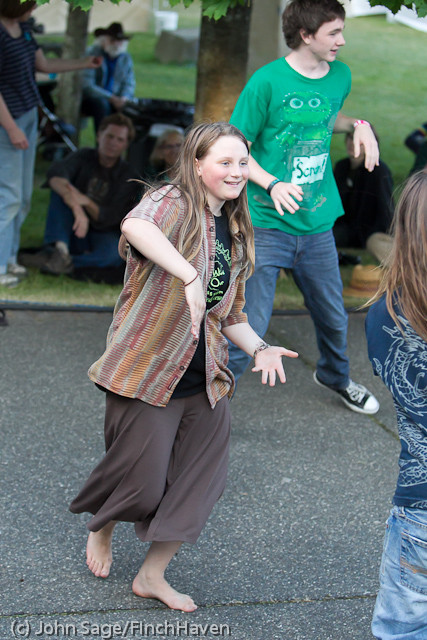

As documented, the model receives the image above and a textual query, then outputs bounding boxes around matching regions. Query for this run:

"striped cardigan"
[88,186,248,408]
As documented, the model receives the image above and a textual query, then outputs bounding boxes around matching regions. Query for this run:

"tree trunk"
[194,3,252,122]
[56,6,90,140]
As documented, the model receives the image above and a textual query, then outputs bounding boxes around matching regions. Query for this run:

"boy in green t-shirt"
[229,0,380,415]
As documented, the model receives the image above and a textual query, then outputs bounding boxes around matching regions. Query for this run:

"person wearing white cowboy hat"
[81,22,135,132]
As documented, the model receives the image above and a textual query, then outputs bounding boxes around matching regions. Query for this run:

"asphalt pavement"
[0,308,399,640]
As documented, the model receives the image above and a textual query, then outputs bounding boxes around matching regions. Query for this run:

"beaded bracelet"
[266,178,281,196]
[353,119,371,129]
[253,341,271,360]
[184,274,198,287]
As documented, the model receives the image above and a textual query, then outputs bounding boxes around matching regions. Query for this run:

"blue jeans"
[372,506,427,640]
[44,191,123,269]
[228,226,349,389]
[0,107,38,273]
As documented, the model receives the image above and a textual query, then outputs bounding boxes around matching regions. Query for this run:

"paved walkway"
[0,309,398,640]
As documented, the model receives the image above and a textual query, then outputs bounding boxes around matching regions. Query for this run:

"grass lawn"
[1,13,422,308]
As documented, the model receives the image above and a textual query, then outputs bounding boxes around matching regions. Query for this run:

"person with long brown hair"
[69,122,298,612]
[366,170,427,639]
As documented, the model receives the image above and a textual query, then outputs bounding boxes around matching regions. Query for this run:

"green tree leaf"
[169,0,196,8]
[35,0,132,9]
[368,0,427,16]
[170,0,249,20]
[35,0,248,18]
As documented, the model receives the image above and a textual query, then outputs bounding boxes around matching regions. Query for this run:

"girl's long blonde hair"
[369,170,427,341]
[144,121,255,276]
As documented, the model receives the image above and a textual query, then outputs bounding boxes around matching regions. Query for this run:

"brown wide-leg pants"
[69,390,231,544]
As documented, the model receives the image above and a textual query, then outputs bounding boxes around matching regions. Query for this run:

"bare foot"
[86,523,115,578]
[132,572,197,612]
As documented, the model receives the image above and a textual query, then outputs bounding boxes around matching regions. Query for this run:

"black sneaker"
[313,371,380,415]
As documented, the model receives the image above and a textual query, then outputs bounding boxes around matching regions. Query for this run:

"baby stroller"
[37,101,77,161]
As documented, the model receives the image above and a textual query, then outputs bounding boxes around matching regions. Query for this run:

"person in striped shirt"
[0,0,100,287]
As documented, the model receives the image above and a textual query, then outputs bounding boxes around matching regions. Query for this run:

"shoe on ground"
[313,371,380,415]
[41,247,73,275]
[7,262,27,277]
[0,273,19,288]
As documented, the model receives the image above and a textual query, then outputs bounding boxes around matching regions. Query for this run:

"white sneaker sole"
[313,371,380,415]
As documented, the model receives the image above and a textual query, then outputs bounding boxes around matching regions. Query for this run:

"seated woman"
[333,131,394,264]
[145,128,184,182]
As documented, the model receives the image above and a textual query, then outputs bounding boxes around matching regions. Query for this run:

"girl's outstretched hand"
[252,346,299,386]
[184,276,206,339]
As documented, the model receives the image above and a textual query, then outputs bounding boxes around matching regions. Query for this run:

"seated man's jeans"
[372,506,427,640]
[44,191,123,269]
[227,226,350,389]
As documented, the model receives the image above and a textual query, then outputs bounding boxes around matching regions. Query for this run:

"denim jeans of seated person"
[44,192,123,269]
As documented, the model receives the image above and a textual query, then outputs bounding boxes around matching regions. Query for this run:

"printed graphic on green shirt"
[277,91,332,147]
[274,91,339,211]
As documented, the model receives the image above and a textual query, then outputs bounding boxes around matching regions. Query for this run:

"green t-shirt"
[230,58,351,235]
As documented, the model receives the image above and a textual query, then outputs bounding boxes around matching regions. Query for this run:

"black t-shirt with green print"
[172,212,232,398]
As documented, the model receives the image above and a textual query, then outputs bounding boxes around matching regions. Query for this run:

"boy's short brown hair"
[0,0,36,19]
[282,0,346,50]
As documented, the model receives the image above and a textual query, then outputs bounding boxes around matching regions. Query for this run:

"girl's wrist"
[253,341,271,359]
[184,271,198,287]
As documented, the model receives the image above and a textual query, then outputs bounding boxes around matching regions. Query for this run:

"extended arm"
[222,322,298,386]
[121,218,205,338]
[334,112,379,171]
[35,49,101,75]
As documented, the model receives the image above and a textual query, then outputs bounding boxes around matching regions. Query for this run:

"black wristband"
[266,178,281,196]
